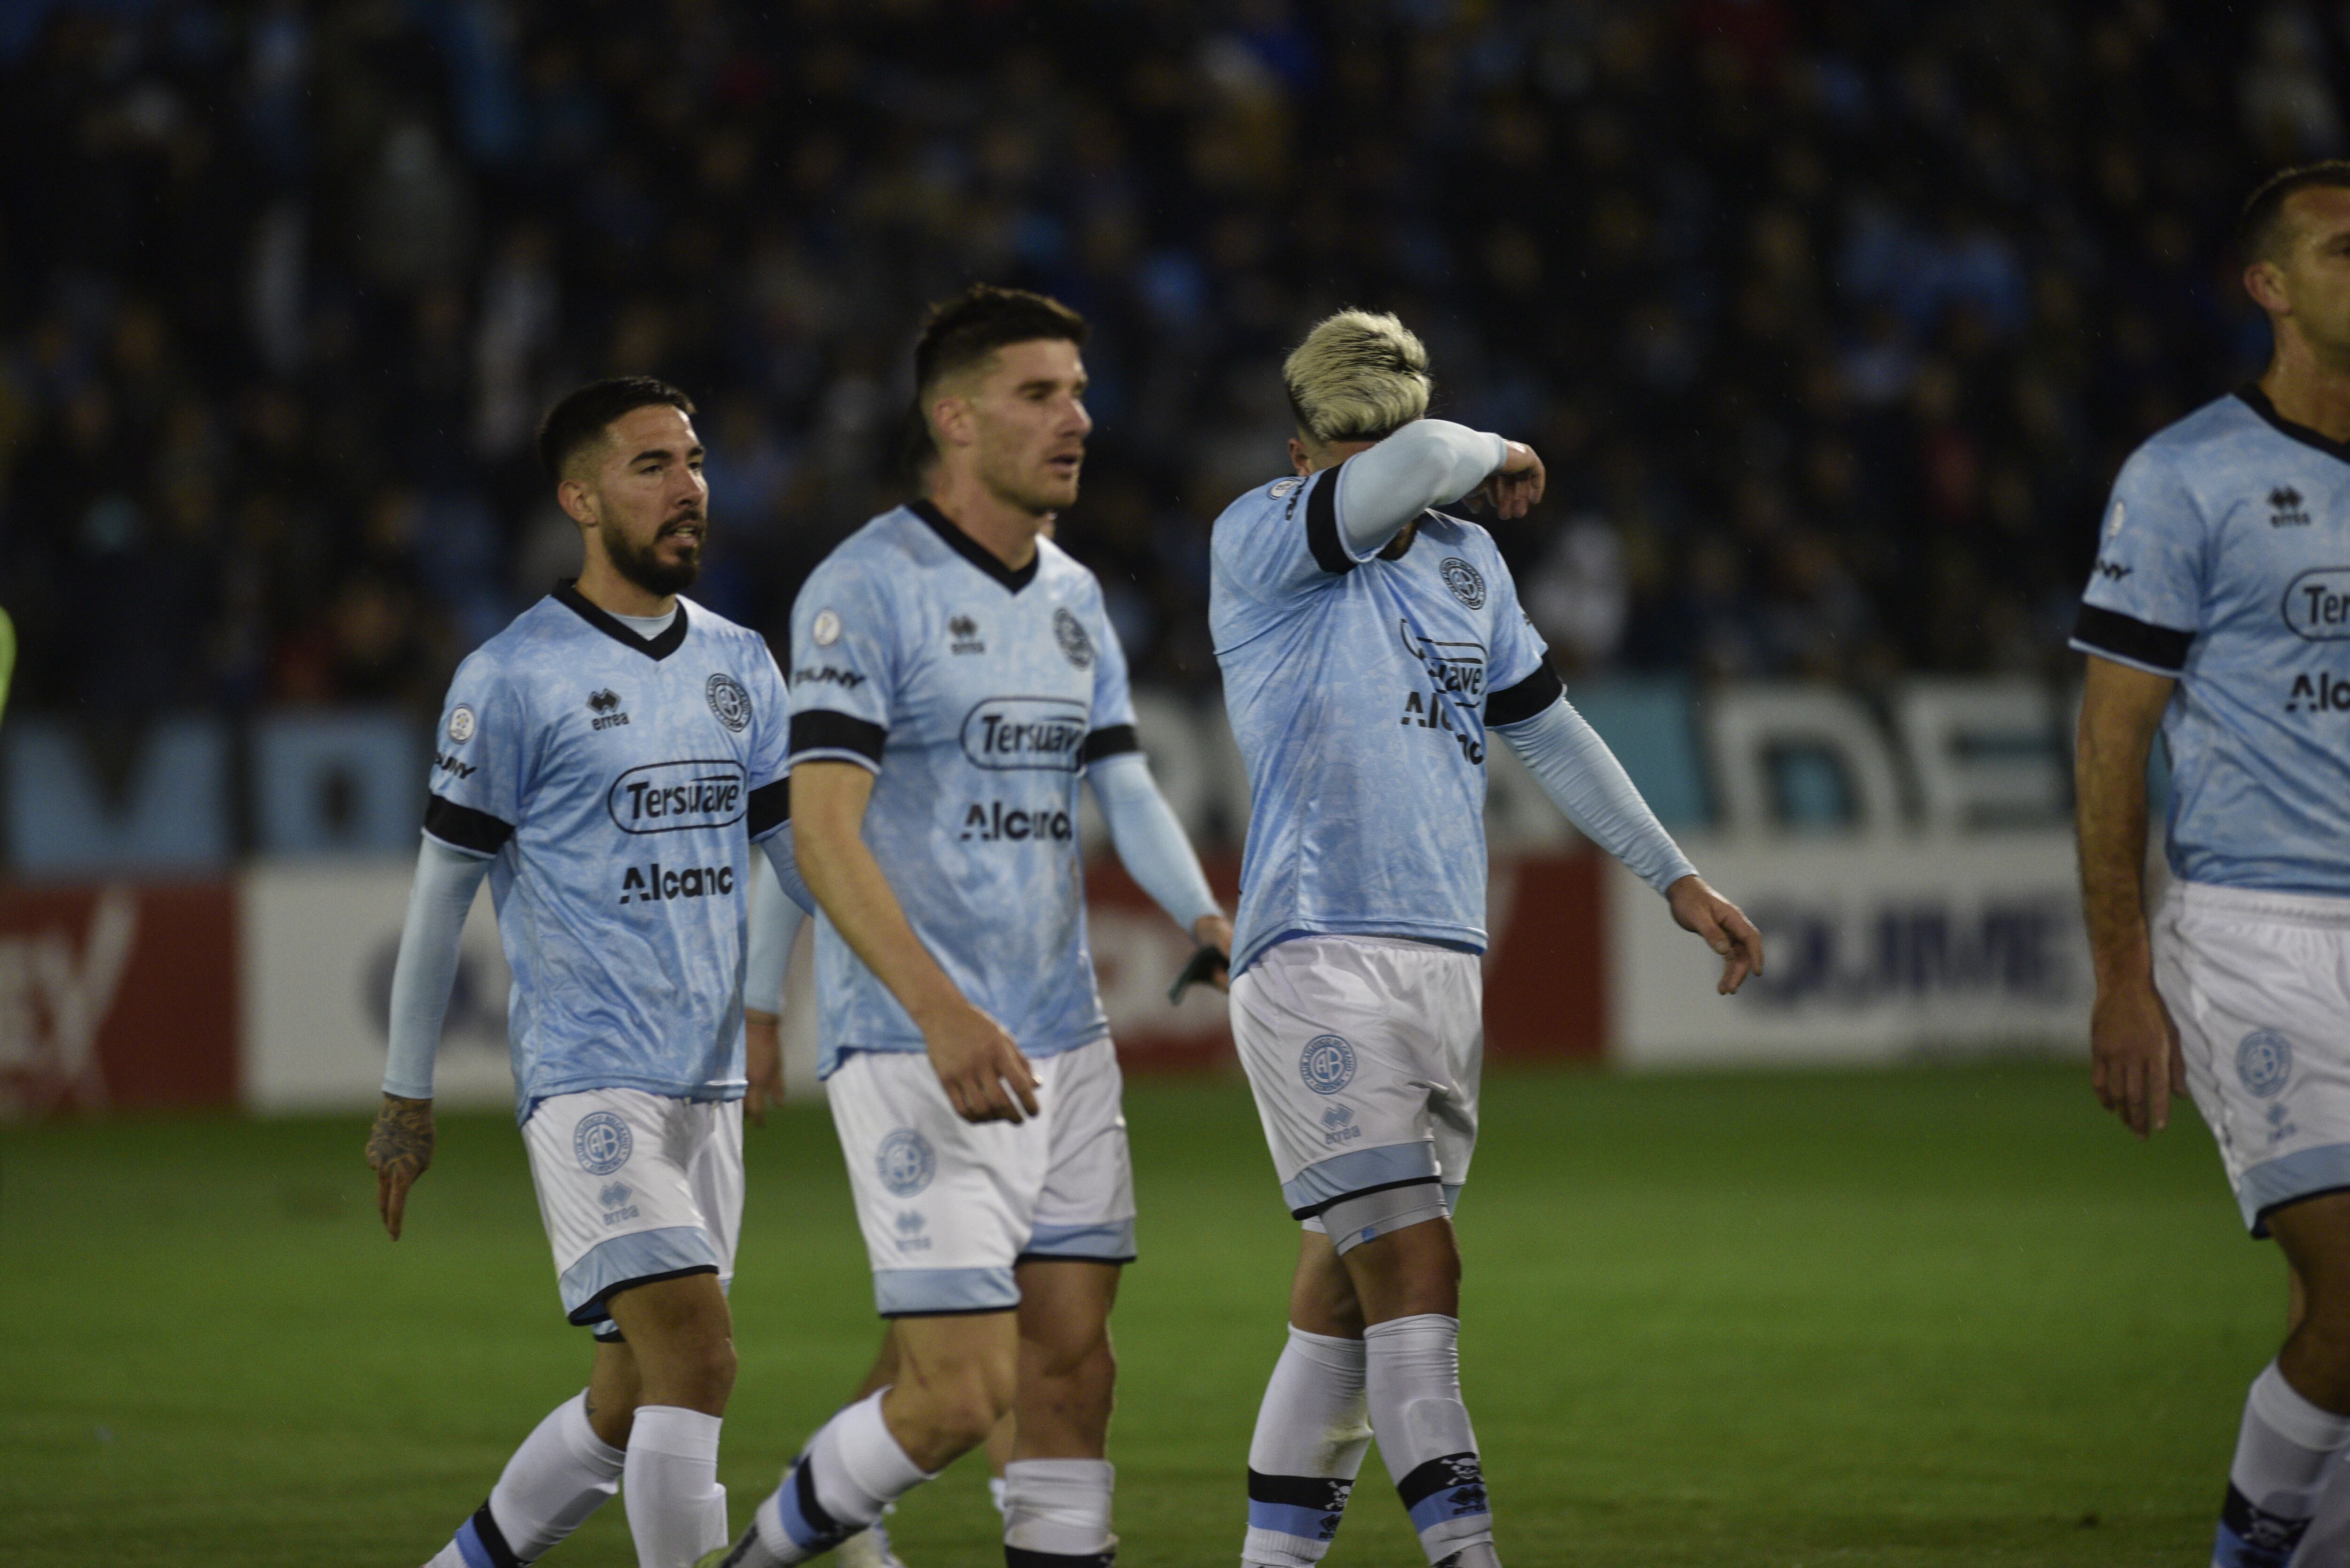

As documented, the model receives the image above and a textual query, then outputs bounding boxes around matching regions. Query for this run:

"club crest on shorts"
[574,1111,634,1175]
[877,1128,937,1197]
[1300,1034,1357,1095]
[2239,1030,2295,1099]
[706,672,751,732]
[1440,557,1486,609]
[1053,607,1095,669]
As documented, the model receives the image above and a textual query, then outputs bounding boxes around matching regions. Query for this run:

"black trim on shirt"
[909,499,1039,594]
[2237,382,2350,467]
[789,709,887,764]
[1485,662,1565,728]
[2072,601,2194,674]
[1304,466,1358,576]
[423,795,515,856]
[746,778,790,839]
[551,580,691,660]
[1081,723,1141,764]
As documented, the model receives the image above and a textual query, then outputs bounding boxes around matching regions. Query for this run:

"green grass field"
[0,1062,2280,1566]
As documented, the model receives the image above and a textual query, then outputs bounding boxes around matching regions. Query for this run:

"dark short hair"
[896,285,1088,480]
[537,376,697,479]
[2239,161,2350,262]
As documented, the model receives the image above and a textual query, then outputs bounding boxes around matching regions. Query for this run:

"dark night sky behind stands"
[0,0,2314,718]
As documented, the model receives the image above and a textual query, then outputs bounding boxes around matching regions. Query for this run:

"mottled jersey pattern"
[426,585,792,1117]
[786,502,1140,1077]
[2073,386,2350,896]
[1209,464,1558,974]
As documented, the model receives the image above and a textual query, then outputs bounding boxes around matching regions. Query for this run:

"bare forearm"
[2075,673,2168,983]
[798,830,966,1025]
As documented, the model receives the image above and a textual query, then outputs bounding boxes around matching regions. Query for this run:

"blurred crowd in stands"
[0,0,2323,717]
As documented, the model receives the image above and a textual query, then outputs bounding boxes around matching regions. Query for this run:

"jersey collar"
[2237,382,2350,466]
[909,499,1039,594]
[552,580,690,660]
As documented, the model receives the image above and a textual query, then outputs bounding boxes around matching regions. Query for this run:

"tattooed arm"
[367,1094,436,1239]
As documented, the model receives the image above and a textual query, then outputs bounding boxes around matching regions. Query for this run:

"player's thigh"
[2267,1193,2350,1314]
[521,1088,728,1332]
[829,1049,1045,1316]
[605,1268,734,1360]
[1027,1037,1137,1265]
[1287,1226,1363,1339]
[2158,886,2350,1236]
[1013,1257,1120,1375]
[893,1308,1020,1409]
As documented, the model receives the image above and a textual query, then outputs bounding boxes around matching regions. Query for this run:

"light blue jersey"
[787,502,1138,1077]
[1210,465,1556,973]
[2073,386,2350,896]
[427,584,792,1117]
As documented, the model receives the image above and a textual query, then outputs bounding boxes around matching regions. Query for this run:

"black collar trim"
[2236,383,2350,467]
[553,580,690,660]
[909,499,1038,594]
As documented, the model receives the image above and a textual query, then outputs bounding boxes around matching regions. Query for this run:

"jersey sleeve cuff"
[422,795,513,857]
[788,710,886,772]
[1305,465,1371,575]
[1486,663,1565,728]
[2071,602,2193,675]
[1082,723,1141,766]
[746,777,790,839]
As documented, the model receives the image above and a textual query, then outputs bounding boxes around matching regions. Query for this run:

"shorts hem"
[564,1263,719,1326]
[1278,1142,1442,1216]
[873,1264,1019,1317]
[1289,1175,1442,1222]
[1017,1252,1136,1267]
[2241,1143,2350,1236]
[878,1304,1020,1319]
[559,1223,726,1322]
[2253,1184,2350,1239]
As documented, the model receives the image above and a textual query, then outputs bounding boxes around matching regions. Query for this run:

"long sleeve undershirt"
[1332,419,1512,557]
[1088,751,1221,933]
[742,834,810,1015]
[1495,697,1697,897]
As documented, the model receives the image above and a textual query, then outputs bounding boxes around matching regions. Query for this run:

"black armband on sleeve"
[2071,602,2193,674]
[788,710,887,766]
[423,796,514,856]
[1304,467,1358,576]
[1485,662,1566,728]
[1082,724,1141,764]
[746,778,790,839]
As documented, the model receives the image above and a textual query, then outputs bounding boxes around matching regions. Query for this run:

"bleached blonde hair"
[1281,309,1432,445]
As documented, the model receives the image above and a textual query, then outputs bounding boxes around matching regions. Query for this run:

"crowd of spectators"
[0,0,2323,719]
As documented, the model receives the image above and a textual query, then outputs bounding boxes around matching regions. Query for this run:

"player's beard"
[605,516,703,598]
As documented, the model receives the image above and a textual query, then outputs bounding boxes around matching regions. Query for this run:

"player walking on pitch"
[2075,163,2350,1568]
[367,377,814,1568]
[708,286,1229,1568]
[1208,312,1761,1568]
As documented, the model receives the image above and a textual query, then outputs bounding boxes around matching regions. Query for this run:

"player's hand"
[1467,440,1545,520]
[1667,875,1764,995]
[2089,972,2184,1139]
[922,1002,1040,1124]
[745,1010,785,1126]
[367,1094,436,1240]
[1191,913,1235,993]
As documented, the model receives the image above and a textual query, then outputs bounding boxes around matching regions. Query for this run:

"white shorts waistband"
[2168,880,2350,929]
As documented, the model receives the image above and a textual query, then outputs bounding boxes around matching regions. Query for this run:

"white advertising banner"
[1610,831,2091,1066]
[241,860,518,1111]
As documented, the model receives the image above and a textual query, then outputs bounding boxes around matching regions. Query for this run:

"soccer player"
[707,285,1228,1568]
[2074,162,2350,1568]
[1207,311,1762,1568]
[367,376,814,1568]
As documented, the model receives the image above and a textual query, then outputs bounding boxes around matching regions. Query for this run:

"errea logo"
[2271,486,2313,526]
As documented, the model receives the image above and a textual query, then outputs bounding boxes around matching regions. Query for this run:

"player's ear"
[2245,258,2291,316]
[930,393,976,452]
[1288,437,1314,477]
[556,475,599,530]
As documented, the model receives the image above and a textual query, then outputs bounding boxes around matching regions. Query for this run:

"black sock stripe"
[2223,1481,2313,1552]
[468,1502,526,1568]
[795,1453,844,1541]
[1005,1549,1115,1568]
[1395,1451,1484,1511]
[1247,1469,1356,1511]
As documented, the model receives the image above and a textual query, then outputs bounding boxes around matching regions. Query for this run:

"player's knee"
[930,1375,1009,1450]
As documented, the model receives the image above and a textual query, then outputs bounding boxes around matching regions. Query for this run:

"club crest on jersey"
[574,1112,633,1175]
[1053,607,1095,669]
[1440,557,1487,609]
[587,688,629,730]
[1300,1034,1356,1095]
[961,696,1088,771]
[949,614,986,655]
[447,705,476,744]
[706,673,751,732]
[812,608,842,647]
[877,1129,936,1197]
[2239,1031,2295,1099]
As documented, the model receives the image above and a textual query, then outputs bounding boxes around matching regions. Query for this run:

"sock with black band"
[1363,1314,1496,1566]
[423,1391,626,1568]
[2216,1362,2350,1568]
[1241,1326,1372,1568]
[732,1392,933,1567]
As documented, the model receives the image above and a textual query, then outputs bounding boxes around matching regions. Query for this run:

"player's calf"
[609,1274,737,1567]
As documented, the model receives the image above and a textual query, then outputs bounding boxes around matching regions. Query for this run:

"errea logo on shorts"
[1300,1035,1357,1095]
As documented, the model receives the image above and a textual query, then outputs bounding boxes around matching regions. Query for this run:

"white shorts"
[1231,935,1482,1235]
[521,1088,744,1334]
[2157,881,2350,1236]
[826,1035,1136,1317]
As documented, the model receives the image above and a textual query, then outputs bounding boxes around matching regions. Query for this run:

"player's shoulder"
[450,593,580,689]
[2125,391,2277,490]
[674,595,764,654]
[1034,534,1103,596]
[1210,473,1312,542]
[803,506,942,595]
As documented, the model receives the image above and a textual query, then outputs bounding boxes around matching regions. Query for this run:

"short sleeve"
[1212,468,1366,604]
[423,652,525,856]
[744,641,793,840]
[1079,585,1140,768]
[2070,447,2208,676]
[787,556,900,772]
[1481,549,1563,727]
